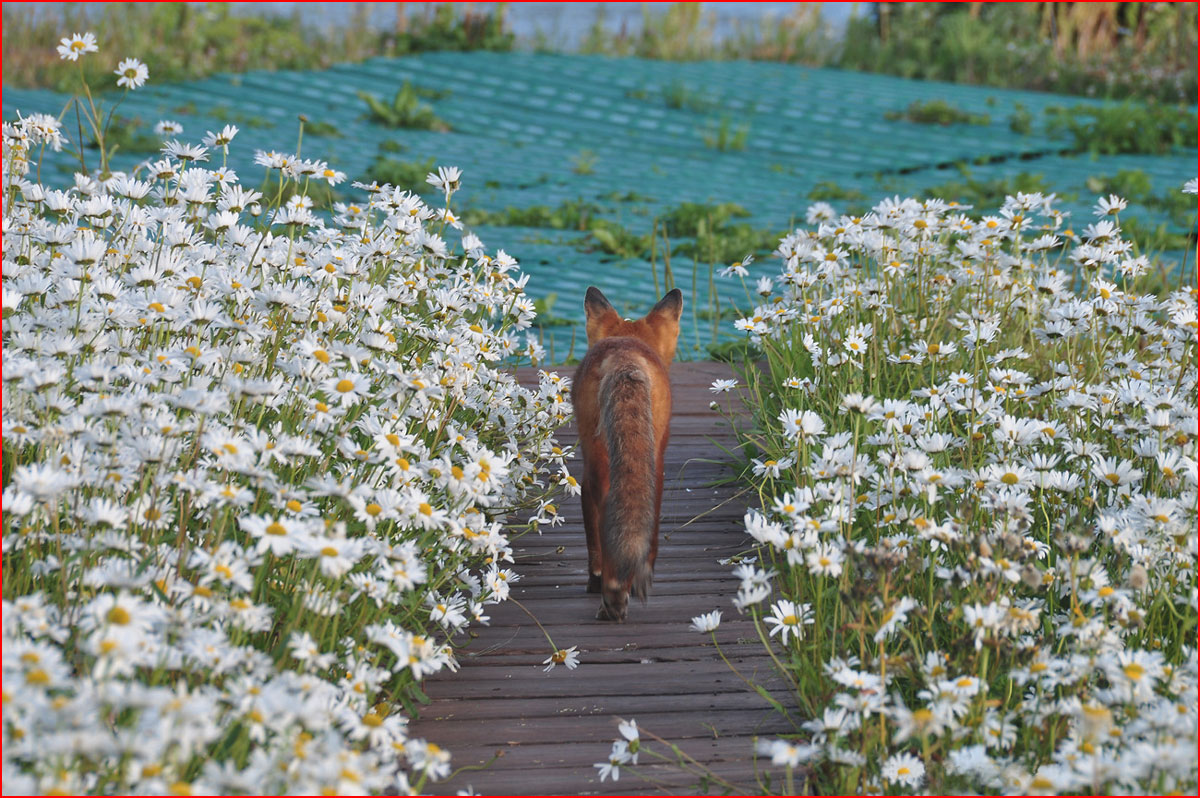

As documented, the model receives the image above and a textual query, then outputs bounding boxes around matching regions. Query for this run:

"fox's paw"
[596,588,628,622]
[595,601,626,622]
[587,573,602,594]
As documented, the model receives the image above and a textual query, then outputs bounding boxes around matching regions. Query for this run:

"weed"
[303,120,342,138]
[673,223,784,265]
[660,202,751,237]
[2,3,512,91]
[209,104,273,129]
[885,99,990,126]
[1118,216,1195,253]
[585,218,651,258]
[920,170,1069,209]
[600,190,655,203]
[84,114,161,155]
[661,80,717,113]
[570,149,598,175]
[530,293,575,327]
[707,338,762,362]
[1044,101,1196,155]
[702,117,750,152]
[1008,102,1034,135]
[361,154,438,194]
[1086,169,1196,224]
[462,199,600,231]
[359,82,450,131]
[807,181,866,203]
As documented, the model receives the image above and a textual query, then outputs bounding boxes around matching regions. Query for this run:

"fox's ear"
[650,288,683,322]
[584,286,616,321]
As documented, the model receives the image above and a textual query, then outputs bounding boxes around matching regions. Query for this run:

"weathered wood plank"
[409,363,789,796]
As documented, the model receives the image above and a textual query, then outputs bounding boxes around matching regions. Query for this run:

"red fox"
[573,286,681,621]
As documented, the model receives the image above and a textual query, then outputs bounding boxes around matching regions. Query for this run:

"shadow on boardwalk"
[410,362,795,795]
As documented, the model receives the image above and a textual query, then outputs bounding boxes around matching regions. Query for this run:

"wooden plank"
[409,361,790,796]
[420,688,793,723]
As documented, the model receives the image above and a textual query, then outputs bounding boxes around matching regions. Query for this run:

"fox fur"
[573,286,681,621]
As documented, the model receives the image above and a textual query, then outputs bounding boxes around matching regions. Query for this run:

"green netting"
[6,52,1194,362]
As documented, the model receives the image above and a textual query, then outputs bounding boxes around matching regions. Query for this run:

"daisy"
[425,165,462,196]
[202,124,239,152]
[689,610,722,633]
[56,32,98,61]
[154,119,183,136]
[594,740,630,782]
[322,372,371,406]
[765,599,813,645]
[618,718,640,763]
[240,514,307,556]
[779,408,826,441]
[881,752,926,788]
[542,645,580,671]
[1094,194,1127,217]
[113,58,148,90]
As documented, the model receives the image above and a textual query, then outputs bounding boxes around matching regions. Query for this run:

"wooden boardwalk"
[410,362,795,795]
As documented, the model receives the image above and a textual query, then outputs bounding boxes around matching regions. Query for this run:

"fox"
[573,286,682,621]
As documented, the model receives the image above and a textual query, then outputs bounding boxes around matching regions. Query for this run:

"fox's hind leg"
[581,457,608,594]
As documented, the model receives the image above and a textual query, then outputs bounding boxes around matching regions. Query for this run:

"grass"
[3,74,570,796]
[1086,169,1196,224]
[661,80,719,113]
[807,181,866,203]
[209,104,273,129]
[570,150,598,175]
[919,169,1066,209]
[885,99,991,126]
[462,199,601,231]
[659,201,751,237]
[5,4,1195,105]
[358,82,450,131]
[84,114,161,155]
[303,120,343,138]
[2,3,512,92]
[1043,101,1197,155]
[647,187,1200,794]
[701,117,750,152]
[360,153,438,194]
[838,3,1196,104]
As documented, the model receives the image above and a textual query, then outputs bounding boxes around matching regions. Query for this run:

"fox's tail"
[600,363,656,603]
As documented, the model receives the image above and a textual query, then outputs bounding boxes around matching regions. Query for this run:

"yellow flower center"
[1123,663,1145,681]
[336,378,355,393]
[313,349,331,363]
[266,522,287,536]
[106,606,131,625]
[365,503,382,517]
